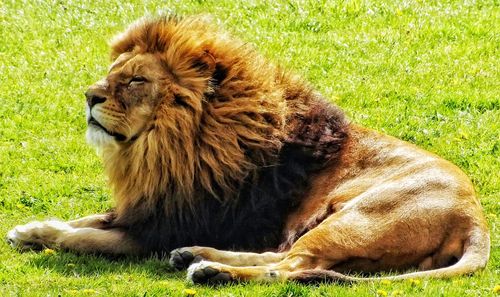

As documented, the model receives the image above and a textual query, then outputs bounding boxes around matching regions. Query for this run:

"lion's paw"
[169,247,204,270]
[187,261,233,284]
[6,220,73,250]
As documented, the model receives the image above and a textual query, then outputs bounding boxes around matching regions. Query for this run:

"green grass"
[1,0,498,296]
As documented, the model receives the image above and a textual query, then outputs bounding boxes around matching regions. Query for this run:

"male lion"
[7,16,489,284]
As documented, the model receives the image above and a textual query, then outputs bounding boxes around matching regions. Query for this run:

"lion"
[7,16,489,284]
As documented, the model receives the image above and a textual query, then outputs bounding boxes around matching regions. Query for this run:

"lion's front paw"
[187,261,233,285]
[169,247,204,270]
[6,220,73,250]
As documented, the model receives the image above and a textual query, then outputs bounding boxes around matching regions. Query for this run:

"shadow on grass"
[27,250,184,280]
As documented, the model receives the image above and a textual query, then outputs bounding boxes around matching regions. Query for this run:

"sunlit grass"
[1,0,498,296]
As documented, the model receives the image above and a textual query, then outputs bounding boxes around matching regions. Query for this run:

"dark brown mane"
[105,16,349,253]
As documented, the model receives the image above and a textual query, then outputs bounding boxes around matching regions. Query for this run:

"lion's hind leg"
[184,250,345,284]
[184,216,352,284]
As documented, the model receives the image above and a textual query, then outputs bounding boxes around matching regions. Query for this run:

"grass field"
[0,0,498,296]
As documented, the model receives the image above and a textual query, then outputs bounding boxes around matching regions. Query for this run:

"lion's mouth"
[88,117,127,142]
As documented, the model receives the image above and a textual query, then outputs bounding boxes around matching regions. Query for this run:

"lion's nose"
[85,89,107,109]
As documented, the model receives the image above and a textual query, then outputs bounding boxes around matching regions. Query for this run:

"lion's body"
[7,16,489,284]
[282,126,488,274]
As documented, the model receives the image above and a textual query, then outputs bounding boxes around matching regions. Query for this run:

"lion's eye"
[129,76,146,85]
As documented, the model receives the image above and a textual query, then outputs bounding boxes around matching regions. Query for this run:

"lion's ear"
[192,50,228,87]
[192,50,216,76]
[211,63,228,86]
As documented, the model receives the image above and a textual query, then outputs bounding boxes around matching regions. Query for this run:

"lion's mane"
[105,16,349,253]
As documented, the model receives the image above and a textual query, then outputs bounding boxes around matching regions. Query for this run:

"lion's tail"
[288,225,490,283]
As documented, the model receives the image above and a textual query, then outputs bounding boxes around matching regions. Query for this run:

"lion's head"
[85,16,291,215]
[85,52,166,146]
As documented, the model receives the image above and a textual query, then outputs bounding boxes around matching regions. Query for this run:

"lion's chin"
[86,125,118,150]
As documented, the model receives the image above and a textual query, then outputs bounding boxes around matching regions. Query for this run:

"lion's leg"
[169,246,286,270]
[185,213,355,284]
[67,213,114,229]
[185,247,335,284]
[7,220,140,255]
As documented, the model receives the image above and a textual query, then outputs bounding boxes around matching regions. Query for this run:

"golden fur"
[7,15,489,284]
